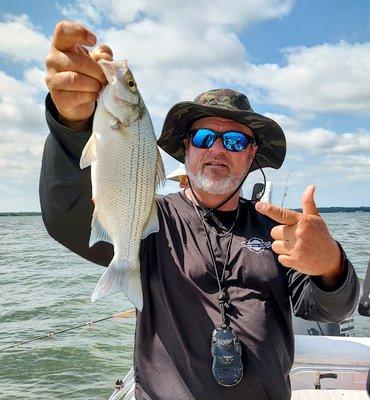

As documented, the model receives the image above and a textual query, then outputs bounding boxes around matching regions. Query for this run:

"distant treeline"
[1,207,370,216]
[293,207,370,213]
[0,212,41,216]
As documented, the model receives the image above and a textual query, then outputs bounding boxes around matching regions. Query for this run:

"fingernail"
[256,202,266,211]
[87,33,96,45]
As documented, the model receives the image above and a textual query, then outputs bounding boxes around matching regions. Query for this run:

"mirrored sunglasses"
[189,128,255,152]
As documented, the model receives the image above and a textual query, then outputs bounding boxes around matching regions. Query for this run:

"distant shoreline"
[295,207,370,213]
[1,207,370,216]
[0,212,41,216]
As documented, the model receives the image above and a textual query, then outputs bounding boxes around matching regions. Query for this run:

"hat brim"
[157,101,286,172]
[166,166,187,181]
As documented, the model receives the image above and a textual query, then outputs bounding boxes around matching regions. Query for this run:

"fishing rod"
[281,169,292,208]
[0,308,136,352]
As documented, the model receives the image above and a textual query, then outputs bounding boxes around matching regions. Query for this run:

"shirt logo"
[241,237,272,253]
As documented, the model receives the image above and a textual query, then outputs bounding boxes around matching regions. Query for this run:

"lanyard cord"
[191,198,238,327]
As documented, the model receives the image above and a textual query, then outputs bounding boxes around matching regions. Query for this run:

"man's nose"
[211,138,225,152]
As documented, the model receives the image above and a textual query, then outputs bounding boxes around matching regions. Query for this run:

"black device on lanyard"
[211,289,243,386]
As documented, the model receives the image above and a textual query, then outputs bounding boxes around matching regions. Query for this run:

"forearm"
[39,94,113,266]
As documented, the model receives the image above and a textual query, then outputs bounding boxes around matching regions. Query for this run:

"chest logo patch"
[241,237,272,253]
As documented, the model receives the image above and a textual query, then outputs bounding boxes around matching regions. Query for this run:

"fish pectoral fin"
[89,211,113,247]
[91,258,143,311]
[142,199,159,239]
[155,148,166,190]
[109,117,121,130]
[80,132,97,169]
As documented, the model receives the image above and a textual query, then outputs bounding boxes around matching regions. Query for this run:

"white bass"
[80,60,165,311]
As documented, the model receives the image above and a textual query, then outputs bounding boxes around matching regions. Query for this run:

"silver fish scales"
[80,60,165,311]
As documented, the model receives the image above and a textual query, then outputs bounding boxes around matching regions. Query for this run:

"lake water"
[0,213,369,399]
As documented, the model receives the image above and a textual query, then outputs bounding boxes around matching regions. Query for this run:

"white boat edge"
[108,335,370,399]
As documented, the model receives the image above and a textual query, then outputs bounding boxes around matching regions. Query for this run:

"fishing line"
[0,308,135,352]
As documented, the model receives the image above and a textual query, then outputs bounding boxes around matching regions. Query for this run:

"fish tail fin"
[80,132,97,169]
[155,148,166,189]
[91,258,143,311]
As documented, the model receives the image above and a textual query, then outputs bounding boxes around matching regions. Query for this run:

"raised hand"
[45,21,113,130]
[255,185,343,287]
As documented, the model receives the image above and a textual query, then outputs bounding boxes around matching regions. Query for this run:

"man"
[41,21,359,400]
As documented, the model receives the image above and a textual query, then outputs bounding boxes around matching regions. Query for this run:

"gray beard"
[185,156,242,195]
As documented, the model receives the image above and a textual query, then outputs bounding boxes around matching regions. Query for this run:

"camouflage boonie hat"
[157,89,286,172]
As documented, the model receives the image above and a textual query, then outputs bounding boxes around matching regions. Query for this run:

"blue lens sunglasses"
[189,128,255,152]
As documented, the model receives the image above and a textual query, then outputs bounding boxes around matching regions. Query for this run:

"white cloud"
[0,132,45,180]
[245,42,370,114]
[99,21,246,121]
[56,0,295,120]
[60,0,294,28]
[0,70,46,133]
[0,130,45,212]
[286,127,370,154]
[0,68,47,201]
[0,14,50,63]
[323,154,370,182]
[24,67,47,93]
[57,2,370,120]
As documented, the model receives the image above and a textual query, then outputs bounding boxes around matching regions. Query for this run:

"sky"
[0,0,369,211]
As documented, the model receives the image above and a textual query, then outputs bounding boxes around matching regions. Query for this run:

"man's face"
[184,117,257,195]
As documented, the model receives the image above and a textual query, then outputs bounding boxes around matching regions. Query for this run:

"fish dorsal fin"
[80,132,97,169]
[155,148,166,190]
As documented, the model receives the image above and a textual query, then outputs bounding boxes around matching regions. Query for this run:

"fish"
[80,60,165,311]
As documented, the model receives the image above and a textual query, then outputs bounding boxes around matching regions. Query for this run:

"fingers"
[52,21,96,51]
[46,50,107,86]
[255,202,300,225]
[47,70,102,93]
[277,255,295,268]
[272,240,295,254]
[90,44,114,62]
[270,224,297,241]
[51,90,99,111]
[301,185,319,216]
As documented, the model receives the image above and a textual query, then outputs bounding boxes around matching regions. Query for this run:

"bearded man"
[40,21,359,400]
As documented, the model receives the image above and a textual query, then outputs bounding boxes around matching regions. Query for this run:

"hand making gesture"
[256,185,343,288]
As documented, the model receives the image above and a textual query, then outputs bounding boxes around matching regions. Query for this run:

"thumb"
[301,185,319,215]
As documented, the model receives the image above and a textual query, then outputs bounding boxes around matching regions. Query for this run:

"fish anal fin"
[89,211,113,247]
[142,199,159,239]
[91,259,143,311]
[80,132,97,169]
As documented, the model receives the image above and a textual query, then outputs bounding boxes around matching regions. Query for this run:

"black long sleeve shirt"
[39,94,360,400]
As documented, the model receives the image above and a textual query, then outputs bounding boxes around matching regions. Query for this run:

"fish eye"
[127,80,136,91]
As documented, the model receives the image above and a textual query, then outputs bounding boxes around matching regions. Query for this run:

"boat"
[109,333,370,399]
